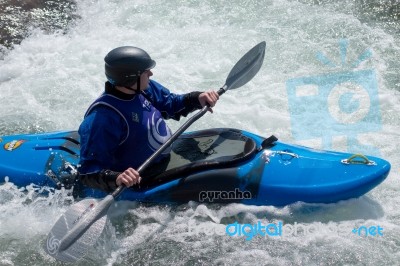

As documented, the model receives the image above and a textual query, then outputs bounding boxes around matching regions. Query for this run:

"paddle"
[44,41,266,262]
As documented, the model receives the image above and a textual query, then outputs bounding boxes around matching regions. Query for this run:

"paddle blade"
[224,41,266,91]
[44,199,107,263]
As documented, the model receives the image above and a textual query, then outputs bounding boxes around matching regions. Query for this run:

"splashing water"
[0,0,399,265]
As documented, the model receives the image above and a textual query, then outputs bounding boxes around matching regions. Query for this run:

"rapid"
[0,0,399,265]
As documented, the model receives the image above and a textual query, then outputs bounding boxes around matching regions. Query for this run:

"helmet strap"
[124,72,141,93]
[136,74,141,91]
[124,85,136,92]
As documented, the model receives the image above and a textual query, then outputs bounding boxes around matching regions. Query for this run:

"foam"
[0,0,399,264]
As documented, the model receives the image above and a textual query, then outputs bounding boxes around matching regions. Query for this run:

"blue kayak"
[0,128,391,206]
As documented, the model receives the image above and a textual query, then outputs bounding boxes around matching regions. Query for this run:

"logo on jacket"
[132,112,140,123]
[147,113,172,153]
[142,99,152,111]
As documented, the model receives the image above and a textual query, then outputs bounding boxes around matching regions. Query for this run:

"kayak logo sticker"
[4,139,26,151]
[286,39,381,156]
[199,188,252,202]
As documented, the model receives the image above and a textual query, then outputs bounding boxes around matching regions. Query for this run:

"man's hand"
[116,167,141,187]
[198,91,220,112]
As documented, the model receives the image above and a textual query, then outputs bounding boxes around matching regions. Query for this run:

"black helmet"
[104,46,156,86]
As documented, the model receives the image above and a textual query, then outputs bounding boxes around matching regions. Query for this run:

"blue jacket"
[78,80,202,191]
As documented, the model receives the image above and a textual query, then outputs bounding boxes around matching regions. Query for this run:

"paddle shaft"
[111,86,227,199]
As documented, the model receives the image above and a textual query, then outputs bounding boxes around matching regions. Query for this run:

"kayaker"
[78,46,219,192]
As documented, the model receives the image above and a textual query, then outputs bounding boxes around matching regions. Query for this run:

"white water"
[0,0,399,265]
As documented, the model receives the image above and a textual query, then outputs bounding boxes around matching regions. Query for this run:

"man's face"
[140,69,153,90]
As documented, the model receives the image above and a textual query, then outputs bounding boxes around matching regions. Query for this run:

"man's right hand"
[116,167,141,187]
